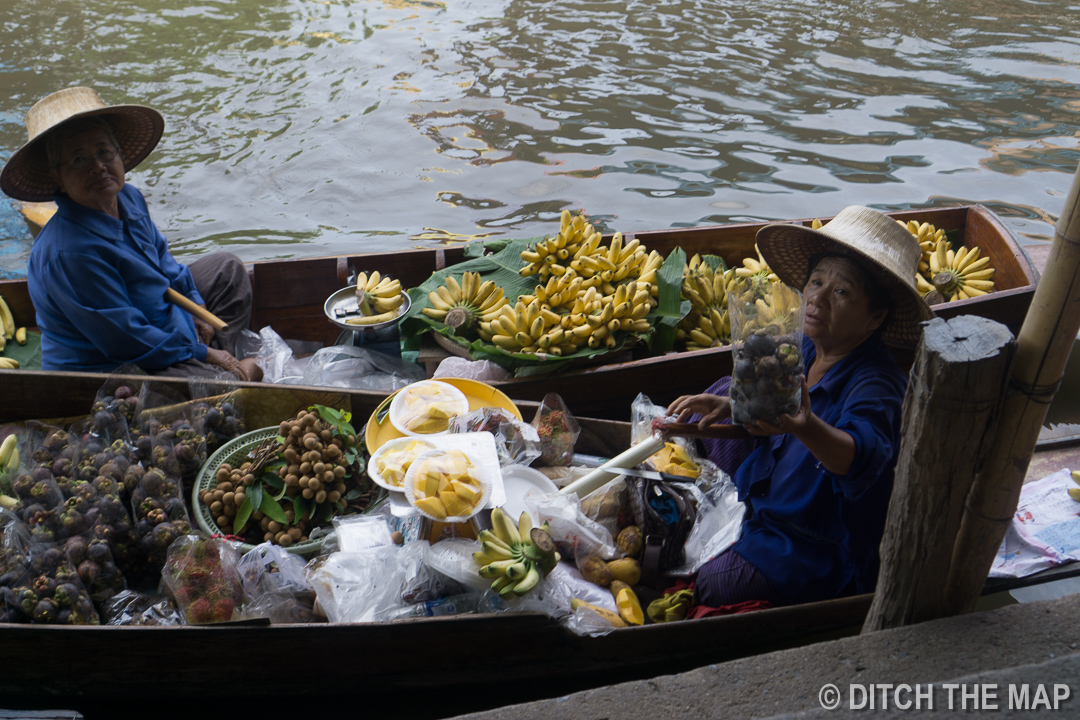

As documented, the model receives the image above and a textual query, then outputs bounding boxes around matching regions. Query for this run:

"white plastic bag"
[301,345,425,391]
[433,357,512,382]
[307,541,436,623]
[674,473,745,574]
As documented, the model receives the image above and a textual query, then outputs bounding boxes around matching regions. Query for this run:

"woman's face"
[803,256,887,354]
[49,126,124,215]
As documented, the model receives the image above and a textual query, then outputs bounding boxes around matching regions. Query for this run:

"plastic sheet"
[433,357,512,382]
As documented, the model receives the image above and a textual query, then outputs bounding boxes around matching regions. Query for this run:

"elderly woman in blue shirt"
[1,87,261,380]
[668,206,934,607]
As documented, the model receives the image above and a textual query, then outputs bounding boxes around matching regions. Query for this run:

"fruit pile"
[0,293,27,367]
[160,535,244,624]
[901,220,996,302]
[372,438,434,488]
[197,405,370,548]
[407,449,485,520]
[473,507,559,597]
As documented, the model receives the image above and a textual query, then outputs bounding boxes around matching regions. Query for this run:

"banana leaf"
[399,237,689,376]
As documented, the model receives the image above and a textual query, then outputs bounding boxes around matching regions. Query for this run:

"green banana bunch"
[646,588,694,623]
[473,507,560,597]
[677,254,732,350]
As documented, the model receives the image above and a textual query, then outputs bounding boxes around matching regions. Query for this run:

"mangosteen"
[56,608,73,624]
[734,358,756,381]
[744,332,776,357]
[78,560,100,586]
[53,582,80,608]
[757,355,781,378]
[114,385,133,400]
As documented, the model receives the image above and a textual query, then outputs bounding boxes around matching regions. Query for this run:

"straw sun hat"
[755,205,935,347]
[0,86,164,202]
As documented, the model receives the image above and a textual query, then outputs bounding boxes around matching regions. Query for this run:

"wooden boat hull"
[0,205,1040,419]
[0,382,1074,719]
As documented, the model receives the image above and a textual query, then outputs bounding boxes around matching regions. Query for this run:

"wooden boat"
[0,205,1041,420]
[0,379,1075,720]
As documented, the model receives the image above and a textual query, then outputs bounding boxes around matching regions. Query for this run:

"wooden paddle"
[165,288,228,332]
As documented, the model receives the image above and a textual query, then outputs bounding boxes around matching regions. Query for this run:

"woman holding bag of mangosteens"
[668,206,934,608]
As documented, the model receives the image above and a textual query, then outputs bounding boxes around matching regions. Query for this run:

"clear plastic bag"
[578,476,632,538]
[449,407,542,467]
[101,589,183,626]
[301,345,426,391]
[237,542,317,623]
[675,473,746,575]
[160,534,244,624]
[530,393,580,467]
[433,357,512,382]
[307,540,441,623]
[728,278,806,425]
[525,489,618,562]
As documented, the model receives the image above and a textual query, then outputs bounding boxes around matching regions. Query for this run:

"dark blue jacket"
[730,332,906,603]
[27,185,208,372]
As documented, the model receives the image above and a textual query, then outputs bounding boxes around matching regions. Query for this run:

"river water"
[2,0,1079,279]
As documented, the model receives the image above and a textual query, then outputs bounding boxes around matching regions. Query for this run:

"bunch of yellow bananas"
[0,434,19,477]
[478,277,655,355]
[519,210,653,286]
[474,507,560,598]
[421,270,510,332]
[648,442,701,478]
[1069,471,1080,502]
[0,294,25,356]
[677,254,732,350]
[729,276,797,335]
[923,239,996,301]
[347,271,406,326]
[899,221,996,301]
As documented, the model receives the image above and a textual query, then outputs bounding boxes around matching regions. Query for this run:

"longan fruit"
[223,492,235,506]
[287,527,302,541]
[213,489,225,502]
[328,490,341,503]
[260,516,271,531]
[315,490,327,504]
[210,500,224,515]
[279,421,291,436]
[242,473,255,486]
[264,531,275,542]
[277,533,293,547]
[320,429,332,443]
[234,491,246,506]
[216,515,229,526]
[215,467,230,483]
[334,466,346,479]
[298,476,310,489]
[219,481,233,493]
[285,474,299,487]
[302,488,314,500]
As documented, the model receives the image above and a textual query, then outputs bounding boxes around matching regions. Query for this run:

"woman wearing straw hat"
[1,87,261,380]
[668,206,934,607]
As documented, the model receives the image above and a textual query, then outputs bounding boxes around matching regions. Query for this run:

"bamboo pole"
[941,162,1080,615]
[165,288,228,332]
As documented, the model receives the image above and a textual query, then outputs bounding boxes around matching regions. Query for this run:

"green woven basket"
[192,426,379,557]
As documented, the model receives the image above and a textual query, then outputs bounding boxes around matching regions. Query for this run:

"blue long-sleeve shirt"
[27,184,209,372]
[729,332,906,604]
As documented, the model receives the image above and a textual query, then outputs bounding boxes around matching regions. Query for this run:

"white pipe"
[559,435,666,498]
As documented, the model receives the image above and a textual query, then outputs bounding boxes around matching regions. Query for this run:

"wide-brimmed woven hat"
[755,205,935,347]
[1,87,164,202]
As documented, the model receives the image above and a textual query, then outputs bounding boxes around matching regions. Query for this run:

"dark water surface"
[2,0,1079,278]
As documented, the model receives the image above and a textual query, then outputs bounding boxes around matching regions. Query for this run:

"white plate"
[500,465,559,525]
[388,379,470,437]
[368,437,437,492]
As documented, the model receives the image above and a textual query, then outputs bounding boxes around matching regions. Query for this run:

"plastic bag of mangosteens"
[0,515,100,625]
[727,277,807,426]
[160,534,244,625]
[130,466,193,584]
[187,383,246,456]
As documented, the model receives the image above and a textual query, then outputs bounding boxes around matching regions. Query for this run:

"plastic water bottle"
[391,593,482,619]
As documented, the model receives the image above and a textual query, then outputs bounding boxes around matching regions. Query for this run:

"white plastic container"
[389,380,469,437]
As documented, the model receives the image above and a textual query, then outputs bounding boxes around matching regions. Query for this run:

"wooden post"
[863,316,1014,632]
[940,165,1080,615]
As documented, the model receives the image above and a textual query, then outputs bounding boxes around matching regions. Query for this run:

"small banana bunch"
[648,442,701,479]
[924,239,996,301]
[1069,471,1080,502]
[0,434,19,478]
[678,254,732,350]
[349,271,405,326]
[0,294,24,358]
[727,244,779,293]
[474,507,560,598]
[422,271,510,333]
[730,276,796,334]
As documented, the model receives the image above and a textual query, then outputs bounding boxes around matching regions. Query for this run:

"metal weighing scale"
[323,286,411,358]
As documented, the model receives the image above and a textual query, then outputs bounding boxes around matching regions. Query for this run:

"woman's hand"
[193,315,216,346]
[742,378,812,437]
[205,347,251,381]
[667,393,731,429]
